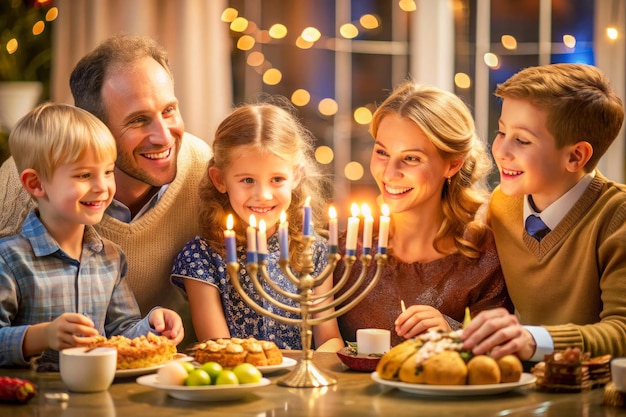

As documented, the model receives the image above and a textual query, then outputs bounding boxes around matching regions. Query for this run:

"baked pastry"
[467,355,501,385]
[497,355,524,383]
[190,337,283,368]
[86,333,176,370]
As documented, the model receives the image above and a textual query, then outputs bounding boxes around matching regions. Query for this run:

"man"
[0,35,211,349]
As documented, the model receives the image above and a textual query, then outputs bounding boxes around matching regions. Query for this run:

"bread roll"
[497,355,523,383]
[422,351,467,385]
[467,355,501,385]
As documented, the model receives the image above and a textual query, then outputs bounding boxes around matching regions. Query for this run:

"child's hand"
[148,308,184,345]
[46,313,98,351]
[394,304,451,339]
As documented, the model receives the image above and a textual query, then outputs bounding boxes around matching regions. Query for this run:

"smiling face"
[370,113,459,215]
[101,56,184,198]
[209,149,300,235]
[492,97,577,210]
[38,150,116,230]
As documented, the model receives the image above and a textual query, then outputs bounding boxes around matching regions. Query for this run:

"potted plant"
[0,0,55,162]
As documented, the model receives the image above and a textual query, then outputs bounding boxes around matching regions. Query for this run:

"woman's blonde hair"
[369,81,493,259]
[9,102,116,182]
[200,99,329,270]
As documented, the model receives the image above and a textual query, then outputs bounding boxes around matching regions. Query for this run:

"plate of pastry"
[256,357,298,374]
[371,372,537,396]
[136,374,271,401]
[116,354,192,378]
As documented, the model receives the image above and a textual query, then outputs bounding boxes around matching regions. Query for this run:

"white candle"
[224,214,237,263]
[257,219,268,259]
[247,214,257,263]
[361,203,373,255]
[278,210,289,260]
[356,328,391,356]
[378,204,390,254]
[345,203,360,255]
[302,196,312,236]
[328,205,338,254]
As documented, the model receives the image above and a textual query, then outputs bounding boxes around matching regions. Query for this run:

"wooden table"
[1,351,624,417]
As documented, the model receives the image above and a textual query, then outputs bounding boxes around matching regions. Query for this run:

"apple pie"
[86,333,177,370]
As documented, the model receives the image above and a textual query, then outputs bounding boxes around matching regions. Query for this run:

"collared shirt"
[106,185,169,223]
[523,170,595,361]
[0,210,154,367]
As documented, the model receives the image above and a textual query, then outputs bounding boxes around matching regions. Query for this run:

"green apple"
[215,369,239,385]
[233,363,263,384]
[200,361,223,383]
[185,369,211,386]
[179,361,195,373]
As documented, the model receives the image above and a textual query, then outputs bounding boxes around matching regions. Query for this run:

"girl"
[171,101,342,351]
[334,82,513,347]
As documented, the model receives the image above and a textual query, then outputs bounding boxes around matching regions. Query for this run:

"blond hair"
[9,102,117,182]
[370,81,493,259]
[200,100,329,270]
[495,63,624,171]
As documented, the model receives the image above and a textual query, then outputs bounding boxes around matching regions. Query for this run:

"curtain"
[51,0,233,144]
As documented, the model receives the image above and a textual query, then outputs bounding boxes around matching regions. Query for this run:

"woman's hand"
[395,304,451,339]
[461,308,536,360]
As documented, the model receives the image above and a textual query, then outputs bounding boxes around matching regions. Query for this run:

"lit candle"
[302,196,312,236]
[247,214,258,264]
[224,214,237,263]
[345,203,360,256]
[361,203,373,255]
[328,205,338,254]
[278,210,289,260]
[257,219,268,261]
[378,204,390,254]
[356,328,391,356]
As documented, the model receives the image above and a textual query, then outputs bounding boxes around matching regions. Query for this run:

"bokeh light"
[483,52,500,68]
[221,7,238,22]
[315,146,334,164]
[318,98,338,116]
[353,107,372,125]
[562,34,576,48]
[501,35,517,50]
[237,35,255,50]
[344,162,364,181]
[269,24,288,39]
[230,17,248,32]
[340,23,359,39]
[454,73,471,89]
[360,14,379,29]
[263,68,282,85]
[291,89,311,106]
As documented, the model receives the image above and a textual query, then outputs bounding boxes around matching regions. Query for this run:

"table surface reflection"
[1,351,625,417]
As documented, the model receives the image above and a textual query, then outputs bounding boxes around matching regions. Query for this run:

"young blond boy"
[0,103,183,368]
[462,64,626,362]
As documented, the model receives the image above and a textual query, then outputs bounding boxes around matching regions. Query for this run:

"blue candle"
[302,196,312,236]
[257,219,268,262]
[279,210,289,259]
[224,214,237,263]
[246,214,258,264]
[328,205,338,254]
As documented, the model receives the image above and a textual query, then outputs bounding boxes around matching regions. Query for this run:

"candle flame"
[280,210,287,224]
[305,195,311,206]
[401,299,406,312]
[259,219,266,233]
[226,214,234,230]
[351,202,360,217]
[249,214,257,228]
[361,203,372,218]
[328,205,337,219]
[381,203,390,217]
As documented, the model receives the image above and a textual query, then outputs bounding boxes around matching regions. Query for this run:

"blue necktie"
[525,215,550,242]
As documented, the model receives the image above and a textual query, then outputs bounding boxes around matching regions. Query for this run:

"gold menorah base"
[278,357,337,387]
[227,236,387,388]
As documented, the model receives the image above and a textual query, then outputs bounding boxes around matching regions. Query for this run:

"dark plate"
[336,347,381,372]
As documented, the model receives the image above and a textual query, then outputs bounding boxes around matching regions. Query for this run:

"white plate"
[256,357,297,374]
[115,354,192,378]
[371,372,536,397]
[136,374,271,401]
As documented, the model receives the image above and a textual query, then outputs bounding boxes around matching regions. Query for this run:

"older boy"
[0,103,183,368]
[462,63,626,361]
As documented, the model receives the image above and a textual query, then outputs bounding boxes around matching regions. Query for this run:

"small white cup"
[611,357,626,392]
[60,347,117,393]
[356,329,391,356]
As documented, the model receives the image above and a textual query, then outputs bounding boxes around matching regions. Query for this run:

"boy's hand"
[149,308,184,345]
[461,308,536,360]
[46,313,98,351]
[394,304,451,339]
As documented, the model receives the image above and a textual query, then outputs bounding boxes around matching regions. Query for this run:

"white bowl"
[60,347,117,392]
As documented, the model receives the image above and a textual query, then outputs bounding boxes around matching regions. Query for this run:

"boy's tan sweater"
[488,173,626,357]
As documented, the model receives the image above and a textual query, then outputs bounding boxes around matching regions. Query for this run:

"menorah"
[226,234,387,388]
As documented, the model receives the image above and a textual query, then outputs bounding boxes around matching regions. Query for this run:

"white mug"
[356,329,391,356]
[611,357,626,392]
[60,347,117,392]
